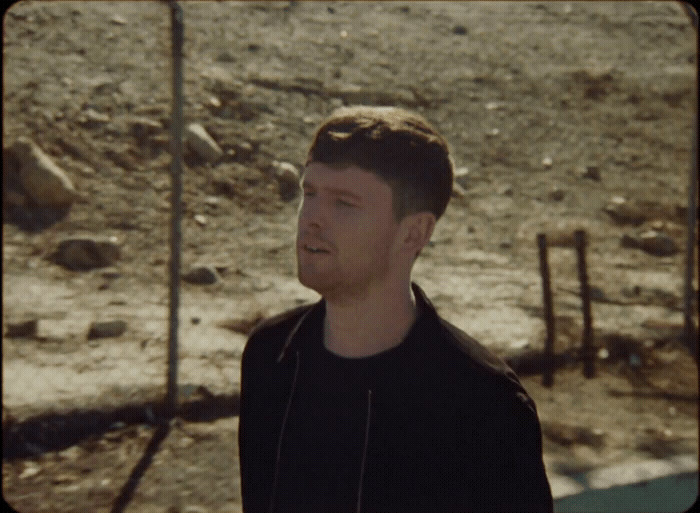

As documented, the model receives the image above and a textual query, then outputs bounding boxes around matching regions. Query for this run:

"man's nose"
[298,195,326,229]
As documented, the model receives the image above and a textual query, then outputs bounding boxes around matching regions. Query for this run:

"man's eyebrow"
[323,187,362,201]
[301,180,363,201]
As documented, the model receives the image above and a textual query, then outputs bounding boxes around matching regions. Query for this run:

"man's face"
[296,162,402,300]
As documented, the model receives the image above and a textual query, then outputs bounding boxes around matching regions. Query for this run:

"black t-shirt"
[273,333,407,513]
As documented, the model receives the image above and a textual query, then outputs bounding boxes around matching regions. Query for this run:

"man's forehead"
[301,162,388,192]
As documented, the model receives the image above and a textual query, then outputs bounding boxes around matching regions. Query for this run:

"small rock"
[50,238,121,271]
[603,196,647,226]
[273,161,300,201]
[185,123,223,163]
[638,230,679,256]
[452,182,467,198]
[542,156,553,168]
[5,319,38,338]
[200,65,245,98]
[110,14,127,25]
[204,196,220,207]
[621,230,679,257]
[499,239,513,249]
[454,167,470,189]
[649,219,665,231]
[79,108,110,127]
[194,214,207,226]
[589,286,608,302]
[235,140,255,161]
[497,184,514,196]
[19,462,41,479]
[182,266,220,285]
[88,320,127,339]
[216,51,236,62]
[57,445,82,462]
[128,117,163,139]
[452,25,468,35]
[10,137,83,207]
[576,165,601,181]
[548,187,565,201]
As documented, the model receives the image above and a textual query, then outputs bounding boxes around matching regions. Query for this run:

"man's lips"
[301,244,330,254]
[298,237,332,254]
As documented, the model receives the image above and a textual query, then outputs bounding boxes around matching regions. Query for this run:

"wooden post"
[574,230,596,378]
[682,62,698,362]
[537,233,555,387]
[166,1,184,416]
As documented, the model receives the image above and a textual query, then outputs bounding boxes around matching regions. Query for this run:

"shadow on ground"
[2,391,240,461]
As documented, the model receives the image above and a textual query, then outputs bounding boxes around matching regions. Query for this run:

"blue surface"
[554,471,699,513]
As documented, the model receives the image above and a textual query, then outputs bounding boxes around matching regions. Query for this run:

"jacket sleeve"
[458,385,553,513]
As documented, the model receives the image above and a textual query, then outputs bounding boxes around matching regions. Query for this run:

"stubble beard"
[296,246,394,303]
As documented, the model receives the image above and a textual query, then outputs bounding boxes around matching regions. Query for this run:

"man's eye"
[336,199,355,207]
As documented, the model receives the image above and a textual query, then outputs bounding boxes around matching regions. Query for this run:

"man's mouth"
[303,244,329,254]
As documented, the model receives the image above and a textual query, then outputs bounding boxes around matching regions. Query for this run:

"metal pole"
[574,230,595,378]
[166,1,184,416]
[537,233,556,387]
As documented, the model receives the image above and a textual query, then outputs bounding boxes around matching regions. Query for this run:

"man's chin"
[297,270,323,291]
[297,271,338,297]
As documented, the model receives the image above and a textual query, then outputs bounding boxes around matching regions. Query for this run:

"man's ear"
[400,211,436,256]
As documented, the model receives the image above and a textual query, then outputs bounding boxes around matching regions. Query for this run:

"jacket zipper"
[269,347,374,513]
[268,350,301,513]
[356,389,373,513]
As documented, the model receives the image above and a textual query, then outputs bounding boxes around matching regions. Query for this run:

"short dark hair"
[306,106,454,221]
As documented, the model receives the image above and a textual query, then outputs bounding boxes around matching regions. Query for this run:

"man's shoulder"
[431,315,519,382]
[412,283,519,383]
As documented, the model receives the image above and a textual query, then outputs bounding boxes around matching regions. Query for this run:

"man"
[239,106,553,512]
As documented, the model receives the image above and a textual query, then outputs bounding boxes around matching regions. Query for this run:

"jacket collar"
[276,282,437,363]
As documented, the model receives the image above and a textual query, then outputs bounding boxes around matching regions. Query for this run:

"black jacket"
[239,283,553,512]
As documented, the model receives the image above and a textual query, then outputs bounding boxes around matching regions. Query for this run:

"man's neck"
[323,281,417,358]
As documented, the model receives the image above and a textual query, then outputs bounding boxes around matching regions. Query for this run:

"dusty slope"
[2,2,697,512]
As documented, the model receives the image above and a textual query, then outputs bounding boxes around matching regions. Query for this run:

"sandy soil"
[2,1,697,511]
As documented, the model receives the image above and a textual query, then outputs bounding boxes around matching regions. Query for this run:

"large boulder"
[10,137,83,207]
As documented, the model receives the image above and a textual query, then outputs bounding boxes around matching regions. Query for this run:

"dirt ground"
[2,1,698,512]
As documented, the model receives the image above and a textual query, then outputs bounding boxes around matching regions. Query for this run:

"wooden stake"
[575,230,595,378]
[537,233,555,387]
